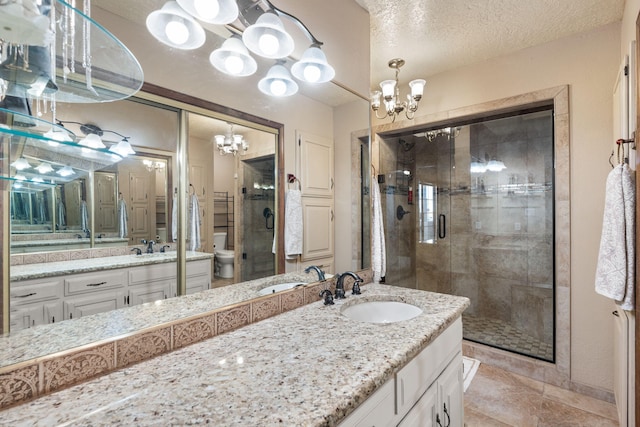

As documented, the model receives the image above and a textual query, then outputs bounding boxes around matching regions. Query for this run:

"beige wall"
[372,24,620,392]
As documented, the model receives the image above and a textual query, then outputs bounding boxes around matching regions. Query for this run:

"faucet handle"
[352,280,362,295]
[319,289,334,305]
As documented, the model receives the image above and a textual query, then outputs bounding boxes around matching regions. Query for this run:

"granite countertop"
[1,270,328,368]
[0,284,469,426]
[10,251,214,281]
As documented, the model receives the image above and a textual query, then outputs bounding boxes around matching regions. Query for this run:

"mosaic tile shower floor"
[463,314,554,361]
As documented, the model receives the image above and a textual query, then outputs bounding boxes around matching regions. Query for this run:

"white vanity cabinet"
[10,278,63,331]
[63,270,127,320]
[11,257,212,327]
[339,317,463,427]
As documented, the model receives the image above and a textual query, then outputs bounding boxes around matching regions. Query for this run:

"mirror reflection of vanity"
[1,2,371,384]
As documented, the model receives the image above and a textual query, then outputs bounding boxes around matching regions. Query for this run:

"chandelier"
[214,123,248,155]
[146,0,335,98]
[371,58,425,122]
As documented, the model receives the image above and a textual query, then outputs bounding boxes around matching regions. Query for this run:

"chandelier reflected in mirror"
[214,123,248,155]
[371,58,425,122]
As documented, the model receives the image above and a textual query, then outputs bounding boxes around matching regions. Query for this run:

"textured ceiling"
[356,0,625,85]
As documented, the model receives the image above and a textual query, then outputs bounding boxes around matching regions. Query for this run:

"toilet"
[213,232,234,279]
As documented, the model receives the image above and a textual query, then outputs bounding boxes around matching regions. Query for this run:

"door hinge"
[242,187,247,194]
[242,252,247,260]
[625,64,629,76]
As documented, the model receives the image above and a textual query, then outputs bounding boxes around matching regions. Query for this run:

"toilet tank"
[213,232,227,251]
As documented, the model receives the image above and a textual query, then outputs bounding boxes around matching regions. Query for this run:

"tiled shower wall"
[381,110,554,357]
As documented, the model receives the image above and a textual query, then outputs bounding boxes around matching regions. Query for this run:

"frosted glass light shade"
[11,157,32,170]
[258,64,298,97]
[79,133,106,149]
[146,1,205,50]
[370,91,382,110]
[380,79,396,100]
[291,46,335,83]
[409,79,426,101]
[486,159,506,172]
[243,13,294,59]
[209,36,257,77]
[177,0,238,24]
[109,139,136,157]
[35,162,54,174]
[57,166,76,177]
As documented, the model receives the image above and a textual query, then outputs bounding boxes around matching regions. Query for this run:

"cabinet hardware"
[438,214,446,239]
[443,402,451,427]
[436,414,443,427]
[52,316,55,323]
[86,281,107,287]
[70,313,73,319]
[613,310,620,317]
[330,178,334,189]
[15,292,37,298]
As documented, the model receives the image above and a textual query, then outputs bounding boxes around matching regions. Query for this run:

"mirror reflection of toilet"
[213,232,234,278]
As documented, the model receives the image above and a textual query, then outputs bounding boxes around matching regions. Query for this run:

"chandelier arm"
[264,0,323,46]
[373,109,389,120]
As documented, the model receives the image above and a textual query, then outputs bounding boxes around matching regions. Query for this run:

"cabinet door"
[44,300,63,325]
[438,352,464,427]
[186,275,210,295]
[398,384,438,427]
[129,281,171,305]
[298,131,333,198]
[10,305,44,331]
[301,198,334,261]
[64,291,126,320]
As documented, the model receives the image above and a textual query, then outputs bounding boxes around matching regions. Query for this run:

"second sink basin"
[341,301,423,324]
[258,282,305,296]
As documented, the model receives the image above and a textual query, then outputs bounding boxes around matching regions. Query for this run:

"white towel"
[171,193,177,242]
[188,193,201,251]
[371,177,386,282]
[80,200,89,233]
[595,164,636,310]
[118,198,128,238]
[57,199,65,227]
[284,189,303,258]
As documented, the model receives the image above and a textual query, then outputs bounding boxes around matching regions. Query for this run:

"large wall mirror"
[2,81,370,369]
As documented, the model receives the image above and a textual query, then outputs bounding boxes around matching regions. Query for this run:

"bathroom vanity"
[10,252,213,331]
[0,284,469,426]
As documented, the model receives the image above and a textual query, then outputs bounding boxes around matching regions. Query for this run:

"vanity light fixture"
[146,1,206,50]
[35,162,54,174]
[147,0,335,95]
[57,120,135,157]
[56,166,76,177]
[371,58,426,122]
[214,123,249,155]
[209,35,258,76]
[143,159,167,171]
[258,63,298,97]
[10,157,32,171]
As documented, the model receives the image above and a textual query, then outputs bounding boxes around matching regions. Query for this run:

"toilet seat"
[215,249,234,258]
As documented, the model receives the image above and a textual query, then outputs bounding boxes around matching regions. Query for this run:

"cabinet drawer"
[64,271,126,296]
[129,263,176,285]
[11,279,62,305]
[339,378,396,427]
[187,259,211,277]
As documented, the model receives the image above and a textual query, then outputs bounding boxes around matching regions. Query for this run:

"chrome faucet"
[304,265,326,281]
[160,245,171,253]
[336,271,363,298]
[141,239,155,254]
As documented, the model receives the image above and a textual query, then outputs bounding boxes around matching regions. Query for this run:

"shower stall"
[379,107,555,362]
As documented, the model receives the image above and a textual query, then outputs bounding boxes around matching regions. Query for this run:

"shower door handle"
[438,214,446,239]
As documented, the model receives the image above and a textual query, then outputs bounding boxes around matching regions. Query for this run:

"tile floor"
[463,314,554,362]
[464,363,619,426]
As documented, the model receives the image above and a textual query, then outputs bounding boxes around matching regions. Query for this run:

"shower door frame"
[371,85,570,383]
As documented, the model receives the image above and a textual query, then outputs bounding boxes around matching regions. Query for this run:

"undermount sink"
[341,300,423,324]
[258,282,305,296]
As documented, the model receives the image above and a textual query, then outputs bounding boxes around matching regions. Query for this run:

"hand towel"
[118,198,128,238]
[371,177,386,282]
[188,193,201,251]
[80,200,89,233]
[595,163,636,310]
[171,193,177,242]
[284,189,303,258]
[57,199,66,227]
